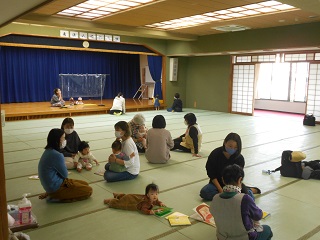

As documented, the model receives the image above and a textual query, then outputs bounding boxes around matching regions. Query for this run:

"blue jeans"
[256,225,273,240]
[200,182,255,201]
[104,164,138,182]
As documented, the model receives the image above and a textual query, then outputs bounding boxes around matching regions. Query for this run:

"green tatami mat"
[3,109,320,240]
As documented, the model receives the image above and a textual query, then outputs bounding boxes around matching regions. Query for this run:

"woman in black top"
[167,93,182,112]
[200,133,255,201]
[171,113,202,157]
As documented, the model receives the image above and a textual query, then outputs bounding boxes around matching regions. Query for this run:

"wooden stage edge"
[1,99,167,121]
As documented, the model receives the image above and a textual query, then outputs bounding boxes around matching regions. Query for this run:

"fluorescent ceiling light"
[146,0,298,30]
[55,0,153,20]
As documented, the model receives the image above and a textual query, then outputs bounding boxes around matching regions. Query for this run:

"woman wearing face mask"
[38,128,92,202]
[60,117,81,169]
[171,113,202,157]
[200,132,257,201]
[104,121,140,182]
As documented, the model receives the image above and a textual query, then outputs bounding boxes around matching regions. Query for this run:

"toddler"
[107,140,129,172]
[154,95,160,111]
[74,141,99,172]
[135,124,147,149]
[76,97,84,105]
[104,183,166,215]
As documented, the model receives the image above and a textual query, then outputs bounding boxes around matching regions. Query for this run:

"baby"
[135,124,147,149]
[104,183,166,215]
[107,140,130,172]
[73,141,99,172]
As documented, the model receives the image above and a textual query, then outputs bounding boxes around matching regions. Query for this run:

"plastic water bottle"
[18,193,32,225]
[262,170,271,175]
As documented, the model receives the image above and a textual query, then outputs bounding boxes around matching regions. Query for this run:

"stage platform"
[1,99,166,121]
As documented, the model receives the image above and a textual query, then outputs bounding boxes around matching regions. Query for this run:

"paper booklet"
[165,212,191,226]
[94,170,105,176]
[189,203,216,227]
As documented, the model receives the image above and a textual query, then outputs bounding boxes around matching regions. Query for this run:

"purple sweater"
[220,192,263,239]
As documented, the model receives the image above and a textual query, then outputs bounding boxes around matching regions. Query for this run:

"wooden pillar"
[0,106,9,239]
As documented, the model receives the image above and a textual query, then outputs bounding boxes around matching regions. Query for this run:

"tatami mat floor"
[3,109,320,240]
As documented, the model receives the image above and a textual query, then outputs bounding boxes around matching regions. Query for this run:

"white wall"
[254,99,306,114]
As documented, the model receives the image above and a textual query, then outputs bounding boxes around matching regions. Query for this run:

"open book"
[165,212,191,226]
[189,203,215,227]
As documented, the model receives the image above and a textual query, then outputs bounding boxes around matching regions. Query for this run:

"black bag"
[303,114,315,126]
[272,150,303,178]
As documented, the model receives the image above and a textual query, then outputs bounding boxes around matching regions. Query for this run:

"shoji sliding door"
[231,64,255,115]
[306,64,320,122]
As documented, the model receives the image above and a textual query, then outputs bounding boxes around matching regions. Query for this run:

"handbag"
[303,114,315,126]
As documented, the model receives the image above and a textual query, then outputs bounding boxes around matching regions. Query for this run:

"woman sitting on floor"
[171,113,202,157]
[104,121,140,182]
[128,113,147,153]
[38,128,92,202]
[200,132,259,201]
[60,117,81,169]
[145,115,174,164]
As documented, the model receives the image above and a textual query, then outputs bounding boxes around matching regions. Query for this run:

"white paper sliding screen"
[231,64,255,115]
[306,64,320,121]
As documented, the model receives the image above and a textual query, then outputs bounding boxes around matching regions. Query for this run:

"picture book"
[165,212,188,219]
[262,211,270,219]
[189,203,215,227]
[165,212,191,226]
[153,206,173,217]
[167,215,191,226]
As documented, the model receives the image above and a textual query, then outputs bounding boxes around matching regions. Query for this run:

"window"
[256,62,308,102]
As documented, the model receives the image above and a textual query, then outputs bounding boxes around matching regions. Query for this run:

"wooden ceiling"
[4,0,320,40]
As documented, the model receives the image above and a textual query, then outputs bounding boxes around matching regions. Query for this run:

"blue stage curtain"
[0,46,140,103]
[147,55,163,99]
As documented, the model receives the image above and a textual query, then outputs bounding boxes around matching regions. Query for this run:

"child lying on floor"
[104,183,166,215]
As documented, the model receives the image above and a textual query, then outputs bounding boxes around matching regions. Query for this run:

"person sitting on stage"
[110,92,126,115]
[50,88,65,107]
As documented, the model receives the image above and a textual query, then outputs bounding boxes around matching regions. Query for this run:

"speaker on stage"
[169,58,178,81]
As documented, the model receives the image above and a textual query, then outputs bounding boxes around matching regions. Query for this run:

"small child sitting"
[76,97,84,105]
[135,124,147,149]
[106,140,129,172]
[74,141,99,172]
[104,183,166,215]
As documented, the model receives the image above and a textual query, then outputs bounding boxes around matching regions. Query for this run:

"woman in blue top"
[38,128,92,202]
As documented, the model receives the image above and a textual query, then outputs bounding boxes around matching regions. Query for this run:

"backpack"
[270,150,305,178]
[303,114,315,126]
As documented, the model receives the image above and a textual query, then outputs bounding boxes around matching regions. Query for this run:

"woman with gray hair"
[128,113,147,153]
